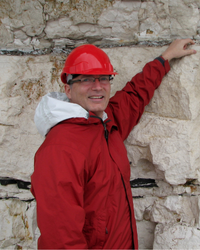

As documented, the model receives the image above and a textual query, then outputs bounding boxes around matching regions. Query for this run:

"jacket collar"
[34,92,117,136]
[88,111,118,133]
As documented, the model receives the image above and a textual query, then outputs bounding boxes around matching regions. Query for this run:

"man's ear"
[64,84,72,100]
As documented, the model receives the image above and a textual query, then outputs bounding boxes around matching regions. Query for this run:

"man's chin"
[90,109,104,118]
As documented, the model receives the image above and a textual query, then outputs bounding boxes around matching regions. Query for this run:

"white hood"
[34,92,108,137]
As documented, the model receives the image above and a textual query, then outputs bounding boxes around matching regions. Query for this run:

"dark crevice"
[130,178,158,188]
[0,196,35,202]
[0,177,31,190]
[0,40,177,56]
[132,196,144,199]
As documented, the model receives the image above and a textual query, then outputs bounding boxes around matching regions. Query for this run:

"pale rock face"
[150,196,199,226]
[127,114,200,185]
[1,0,45,37]
[0,199,37,249]
[137,0,199,41]
[0,1,200,249]
[0,55,65,181]
[136,220,156,249]
[146,52,200,120]
[1,0,200,50]
[98,1,139,39]
[169,0,199,37]
[154,223,200,249]
[45,17,80,39]
[134,195,199,227]
[120,47,200,185]
[133,196,157,221]
[0,23,13,47]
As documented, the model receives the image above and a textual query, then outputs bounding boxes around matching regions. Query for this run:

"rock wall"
[0,0,200,249]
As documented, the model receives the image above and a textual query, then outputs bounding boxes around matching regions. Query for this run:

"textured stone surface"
[124,47,200,185]
[133,195,198,226]
[137,220,156,249]
[154,223,200,249]
[0,55,65,181]
[1,0,200,53]
[0,44,200,248]
[0,0,200,249]
[127,114,200,185]
[0,199,37,249]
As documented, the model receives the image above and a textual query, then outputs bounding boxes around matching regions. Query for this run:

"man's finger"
[184,49,197,56]
[182,38,195,45]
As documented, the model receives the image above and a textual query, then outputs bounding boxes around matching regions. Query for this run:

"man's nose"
[92,78,102,89]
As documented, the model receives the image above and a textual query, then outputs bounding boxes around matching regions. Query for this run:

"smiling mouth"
[89,96,104,99]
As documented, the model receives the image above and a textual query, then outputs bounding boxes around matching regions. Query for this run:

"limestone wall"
[0,0,200,249]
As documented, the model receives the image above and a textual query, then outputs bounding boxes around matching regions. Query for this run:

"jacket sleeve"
[31,145,88,249]
[107,57,170,141]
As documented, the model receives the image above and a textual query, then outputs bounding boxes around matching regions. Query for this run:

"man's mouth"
[89,96,104,99]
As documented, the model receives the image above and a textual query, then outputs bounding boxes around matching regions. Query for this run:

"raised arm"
[108,57,170,140]
[161,38,196,62]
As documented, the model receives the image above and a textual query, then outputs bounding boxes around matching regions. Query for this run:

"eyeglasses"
[68,76,114,85]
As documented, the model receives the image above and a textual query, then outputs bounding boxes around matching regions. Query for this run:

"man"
[31,39,196,249]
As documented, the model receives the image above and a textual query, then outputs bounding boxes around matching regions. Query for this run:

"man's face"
[65,75,111,119]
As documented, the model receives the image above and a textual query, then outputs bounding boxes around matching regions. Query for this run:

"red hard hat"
[61,44,117,83]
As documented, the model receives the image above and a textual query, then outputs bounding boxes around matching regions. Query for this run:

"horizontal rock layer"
[0,0,200,54]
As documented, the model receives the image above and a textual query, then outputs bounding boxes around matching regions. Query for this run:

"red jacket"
[31,58,170,249]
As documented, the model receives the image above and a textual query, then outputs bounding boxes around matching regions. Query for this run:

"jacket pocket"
[83,211,107,249]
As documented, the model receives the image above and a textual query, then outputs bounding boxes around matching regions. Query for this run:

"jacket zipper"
[90,115,111,142]
[102,122,108,141]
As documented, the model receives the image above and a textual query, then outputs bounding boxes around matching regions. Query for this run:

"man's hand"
[161,39,197,62]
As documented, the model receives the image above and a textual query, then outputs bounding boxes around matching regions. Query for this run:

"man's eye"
[81,78,90,82]
[100,77,109,81]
